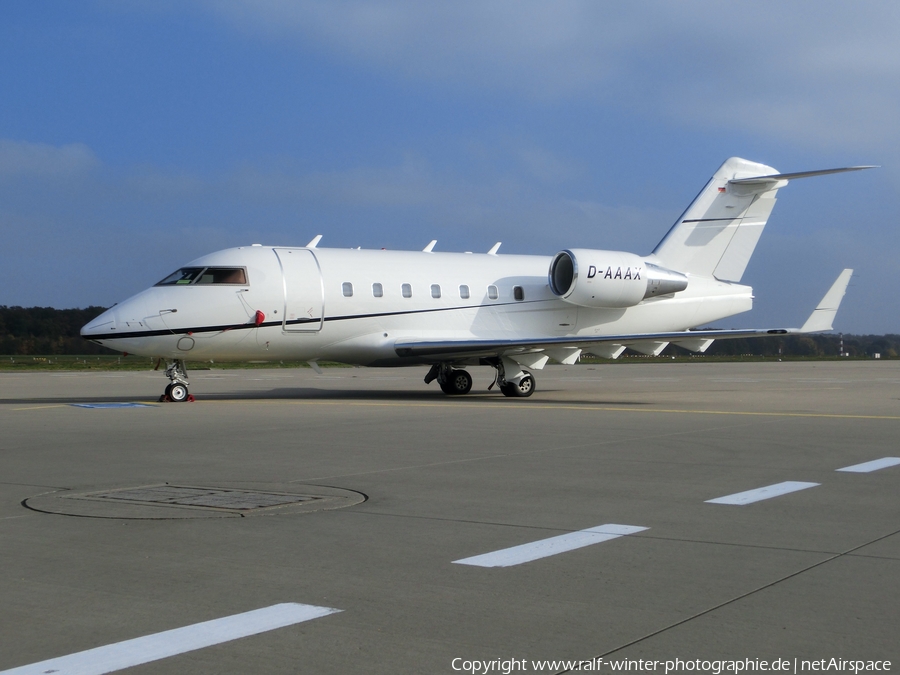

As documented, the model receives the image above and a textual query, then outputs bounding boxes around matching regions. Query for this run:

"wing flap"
[393,328,788,360]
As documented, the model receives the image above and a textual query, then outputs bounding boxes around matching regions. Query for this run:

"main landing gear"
[490,357,535,398]
[425,364,473,395]
[498,373,535,398]
[160,359,194,402]
[424,360,536,398]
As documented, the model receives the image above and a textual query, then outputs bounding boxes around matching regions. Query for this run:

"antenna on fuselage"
[423,240,437,252]
[307,234,323,248]
[487,242,501,255]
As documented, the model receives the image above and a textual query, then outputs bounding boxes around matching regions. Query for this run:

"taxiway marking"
[70,402,154,409]
[706,481,820,505]
[836,457,900,473]
[9,404,68,411]
[271,399,900,421]
[453,524,648,568]
[0,603,341,675]
[10,397,900,420]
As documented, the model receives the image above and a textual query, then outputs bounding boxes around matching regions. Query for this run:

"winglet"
[487,242,501,255]
[306,234,323,248]
[423,240,437,252]
[801,269,853,333]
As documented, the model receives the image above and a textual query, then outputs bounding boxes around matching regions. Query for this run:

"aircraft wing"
[394,327,789,360]
[394,269,853,363]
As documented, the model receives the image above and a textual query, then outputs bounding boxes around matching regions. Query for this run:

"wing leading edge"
[394,269,853,364]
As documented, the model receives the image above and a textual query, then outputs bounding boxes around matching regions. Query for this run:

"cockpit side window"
[195,268,248,285]
[156,267,205,285]
[155,267,248,286]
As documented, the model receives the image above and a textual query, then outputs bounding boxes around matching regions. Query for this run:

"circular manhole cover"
[24,482,366,519]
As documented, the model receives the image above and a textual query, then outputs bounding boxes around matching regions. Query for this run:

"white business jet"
[82,157,872,402]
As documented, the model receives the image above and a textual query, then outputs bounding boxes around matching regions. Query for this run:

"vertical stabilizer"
[650,159,874,282]
[650,157,781,282]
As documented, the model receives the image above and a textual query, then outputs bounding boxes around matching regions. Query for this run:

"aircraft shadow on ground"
[1,387,653,406]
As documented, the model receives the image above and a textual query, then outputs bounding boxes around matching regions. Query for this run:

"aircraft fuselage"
[82,244,752,367]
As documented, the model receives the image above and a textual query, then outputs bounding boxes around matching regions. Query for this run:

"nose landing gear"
[160,359,194,402]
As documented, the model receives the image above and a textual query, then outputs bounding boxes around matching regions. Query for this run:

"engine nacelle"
[548,248,688,308]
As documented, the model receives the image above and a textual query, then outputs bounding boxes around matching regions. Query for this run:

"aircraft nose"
[81,306,118,338]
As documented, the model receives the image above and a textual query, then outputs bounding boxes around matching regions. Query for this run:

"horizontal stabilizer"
[800,269,853,333]
[729,166,877,197]
[730,166,877,186]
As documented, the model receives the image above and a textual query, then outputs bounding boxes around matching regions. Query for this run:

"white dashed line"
[705,481,820,505]
[453,524,648,568]
[836,457,900,473]
[0,603,341,675]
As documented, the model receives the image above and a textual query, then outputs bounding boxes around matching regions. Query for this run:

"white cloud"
[200,1,900,148]
[0,139,100,177]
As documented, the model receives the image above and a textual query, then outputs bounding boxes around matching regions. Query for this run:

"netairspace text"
[450,658,893,674]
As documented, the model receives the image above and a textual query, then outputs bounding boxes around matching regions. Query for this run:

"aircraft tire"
[450,370,473,395]
[514,374,535,397]
[500,373,535,398]
[442,370,473,395]
[167,383,189,402]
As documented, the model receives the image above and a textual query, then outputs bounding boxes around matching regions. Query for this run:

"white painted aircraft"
[82,157,872,402]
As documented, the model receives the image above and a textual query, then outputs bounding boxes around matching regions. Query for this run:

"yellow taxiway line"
[9,398,900,421]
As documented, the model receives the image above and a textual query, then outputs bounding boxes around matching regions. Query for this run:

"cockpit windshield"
[156,267,248,286]
[157,268,205,285]
[196,268,247,284]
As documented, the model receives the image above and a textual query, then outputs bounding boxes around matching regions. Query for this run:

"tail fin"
[650,157,874,282]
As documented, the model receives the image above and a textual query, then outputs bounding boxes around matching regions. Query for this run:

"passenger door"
[274,248,324,332]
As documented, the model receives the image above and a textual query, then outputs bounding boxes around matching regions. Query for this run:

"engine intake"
[549,249,688,308]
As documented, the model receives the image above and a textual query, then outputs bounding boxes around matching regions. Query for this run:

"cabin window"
[156,267,248,286]
[342,282,353,297]
[513,286,524,301]
[431,284,441,299]
[372,283,383,297]
[402,283,413,298]
[459,285,470,299]
[487,285,499,300]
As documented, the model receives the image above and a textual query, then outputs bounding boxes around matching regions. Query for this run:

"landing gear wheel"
[166,383,189,402]
[500,372,535,398]
[444,370,473,395]
[513,374,535,397]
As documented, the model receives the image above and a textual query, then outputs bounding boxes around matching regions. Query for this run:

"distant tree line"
[0,306,115,355]
[0,305,897,358]
[676,333,898,359]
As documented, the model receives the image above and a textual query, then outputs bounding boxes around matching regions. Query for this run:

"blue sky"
[1,1,897,332]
